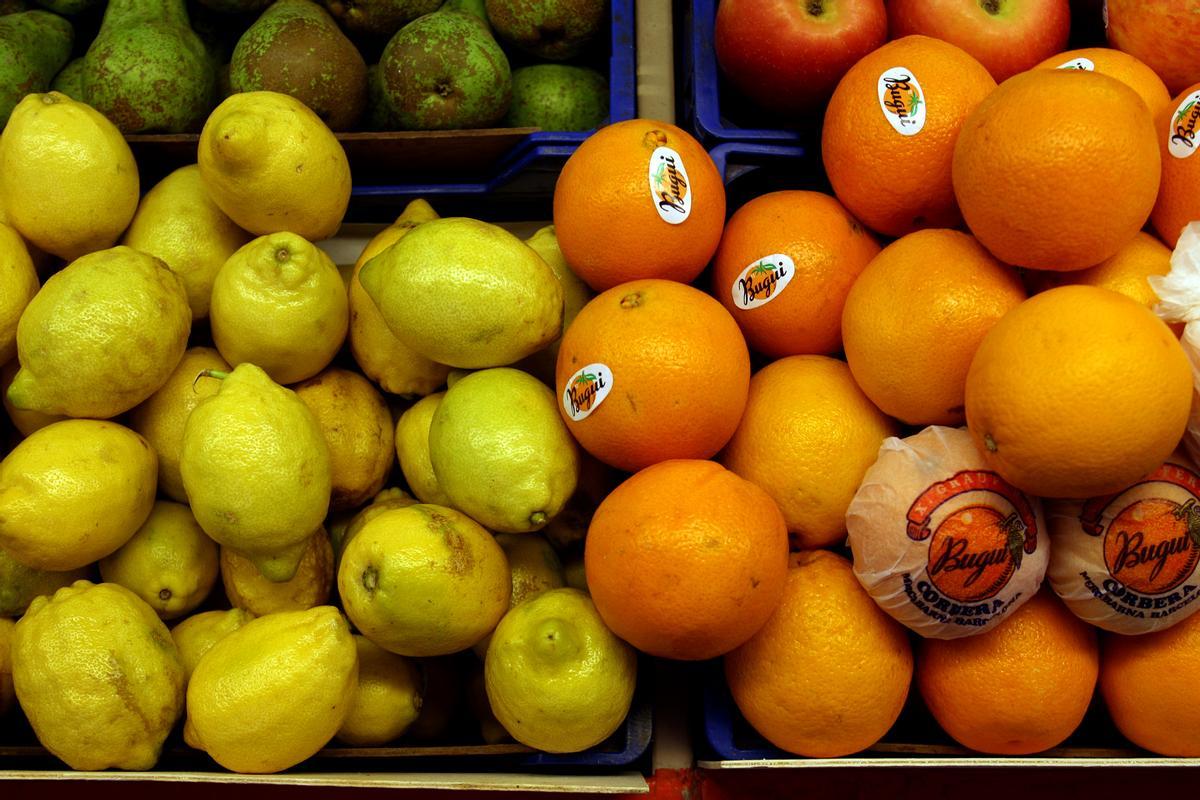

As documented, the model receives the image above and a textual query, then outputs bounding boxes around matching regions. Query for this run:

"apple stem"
[192,369,229,392]
[807,0,824,15]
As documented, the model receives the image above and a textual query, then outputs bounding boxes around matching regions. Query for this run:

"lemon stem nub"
[193,369,229,392]
[530,511,547,527]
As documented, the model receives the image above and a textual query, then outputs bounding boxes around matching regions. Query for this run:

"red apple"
[888,0,1070,83]
[714,0,887,117]
[1107,0,1200,95]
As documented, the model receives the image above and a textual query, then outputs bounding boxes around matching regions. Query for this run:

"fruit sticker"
[648,146,692,225]
[1168,90,1200,159]
[877,68,926,136]
[1054,56,1095,71]
[562,363,613,422]
[731,254,795,310]
[1047,457,1200,634]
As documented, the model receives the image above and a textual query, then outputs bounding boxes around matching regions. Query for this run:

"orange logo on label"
[907,470,1039,603]
[1168,90,1200,159]
[562,363,613,422]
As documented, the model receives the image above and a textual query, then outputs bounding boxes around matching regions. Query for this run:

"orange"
[552,119,725,291]
[842,229,1026,427]
[953,69,1161,271]
[821,35,996,238]
[720,356,896,550]
[1100,611,1200,756]
[555,279,750,473]
[585,459,789,661]
[964,285,1192,499]
[917,590,1098,755]
[725,550,912,758]
[1151,82,1200,248]
[710,191,880,358]
[1031,48,1171,118]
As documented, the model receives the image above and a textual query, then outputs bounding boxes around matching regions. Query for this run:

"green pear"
[0,10,73,126]
[49,56,84,99]
[323,0,443,37]
[506,64,607,131]
[484,0,605,60]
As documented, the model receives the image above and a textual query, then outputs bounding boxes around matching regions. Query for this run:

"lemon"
[184,605,358,774]
[468,665,510,744]
[0,548,87,617]
[180,363,331,582]
[170,608,255,681]
[13,581,186,770]
[295,369,395,511]
[486,588,636,752]
[99,501,219,620]
[122,165,252,321]
[210,232,349,385]
[128,347,231,504]
[350,199,451,396]
[358,217,563,368]
[407,656,463,741]
[222,529,334,616]
[7,246,191,418]
[0,92,139,261]
[338,504,510,656]
[0,360,64,437]
[198,91,350,241]
[0,420,157,570]
[336,635,423,746]
[394,392,452,506]
[520,225,592,383]
[0,617,13,717]
[0,222,37,364]
[473,533,565,657]
[430,368,579,533]
[335,487,419,560]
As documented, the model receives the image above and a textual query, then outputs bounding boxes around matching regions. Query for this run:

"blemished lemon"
[394,392,452,506]
[198,91,350,241]
[210,232,349,385]
[122,164,252,320]
[12,581,186,770]
[0,92,139,261]
[294,369,395,511]
[221,529,334,616]
[183,606,358,774]
[170,608,255,681]
[485,588,636,752]
[0,548,87,617]
[472,533,565,657]
[0,360,64,438]
[99,500,220,620]
[128,347,231,504]
[349,199,451,397]
[336,635,423,746]
[338,504,510,657]
[7,246,191,419]
[0,420,157,570]
[0,222,37,364]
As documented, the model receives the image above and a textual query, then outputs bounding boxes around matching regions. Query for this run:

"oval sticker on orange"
[732,254,794,311]
[648,146,692,224]
[1168,90,1200,159]
[877,67,926,136]
[562,363,613,422]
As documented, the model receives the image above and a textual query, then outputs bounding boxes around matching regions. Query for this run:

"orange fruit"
[841,229,1026,427]
[710,191,880,358]
[725,550,912,758]
[552,119,725,291]
[1031,47,1171,118]
[953,69,1161,271]
[917,590,1098,755]
[720,356,896,550]
[964,285,1192,499]
[555,279,750,473]
[821,35,996,238]
[585,459,789,661]
[1100,611,1200,756]
[1152,83,1200,248]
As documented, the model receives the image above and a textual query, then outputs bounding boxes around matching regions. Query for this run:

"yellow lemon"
[338,504,510,656]
[99,500,220,620]
[485,588,636,752]
[211,232,349,385]
[473,533,565,657]
[394,392,452,506]
[295,369,394,511]
[334,487,418,560]
[0,548,87,617]
[7,246,191,418]
[0,92,139,261]
[183,605,358,774]
[0,222,37,364]
[0,420,156,570]
[128,347,231,503]
[0,359,63,437]
[336,635,423,746]
[13,581,185,770]
[122,164,252,320]
[520,224,593,383]
[198,91,350,241]
[170,608,255,681]
[222,529,334,615]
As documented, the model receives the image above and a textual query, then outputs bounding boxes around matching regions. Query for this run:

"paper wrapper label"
[847,426,1048,639]
[1047,455,1200,634]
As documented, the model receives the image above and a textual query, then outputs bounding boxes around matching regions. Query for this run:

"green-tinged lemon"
[222,529,334,616]
[0,223,37,365]
[0,548,88,618]
[520,224,593,383]
[170,608,255,681]
[336,635,422,746]
[394,392,452,506]
[0,360,64,437]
